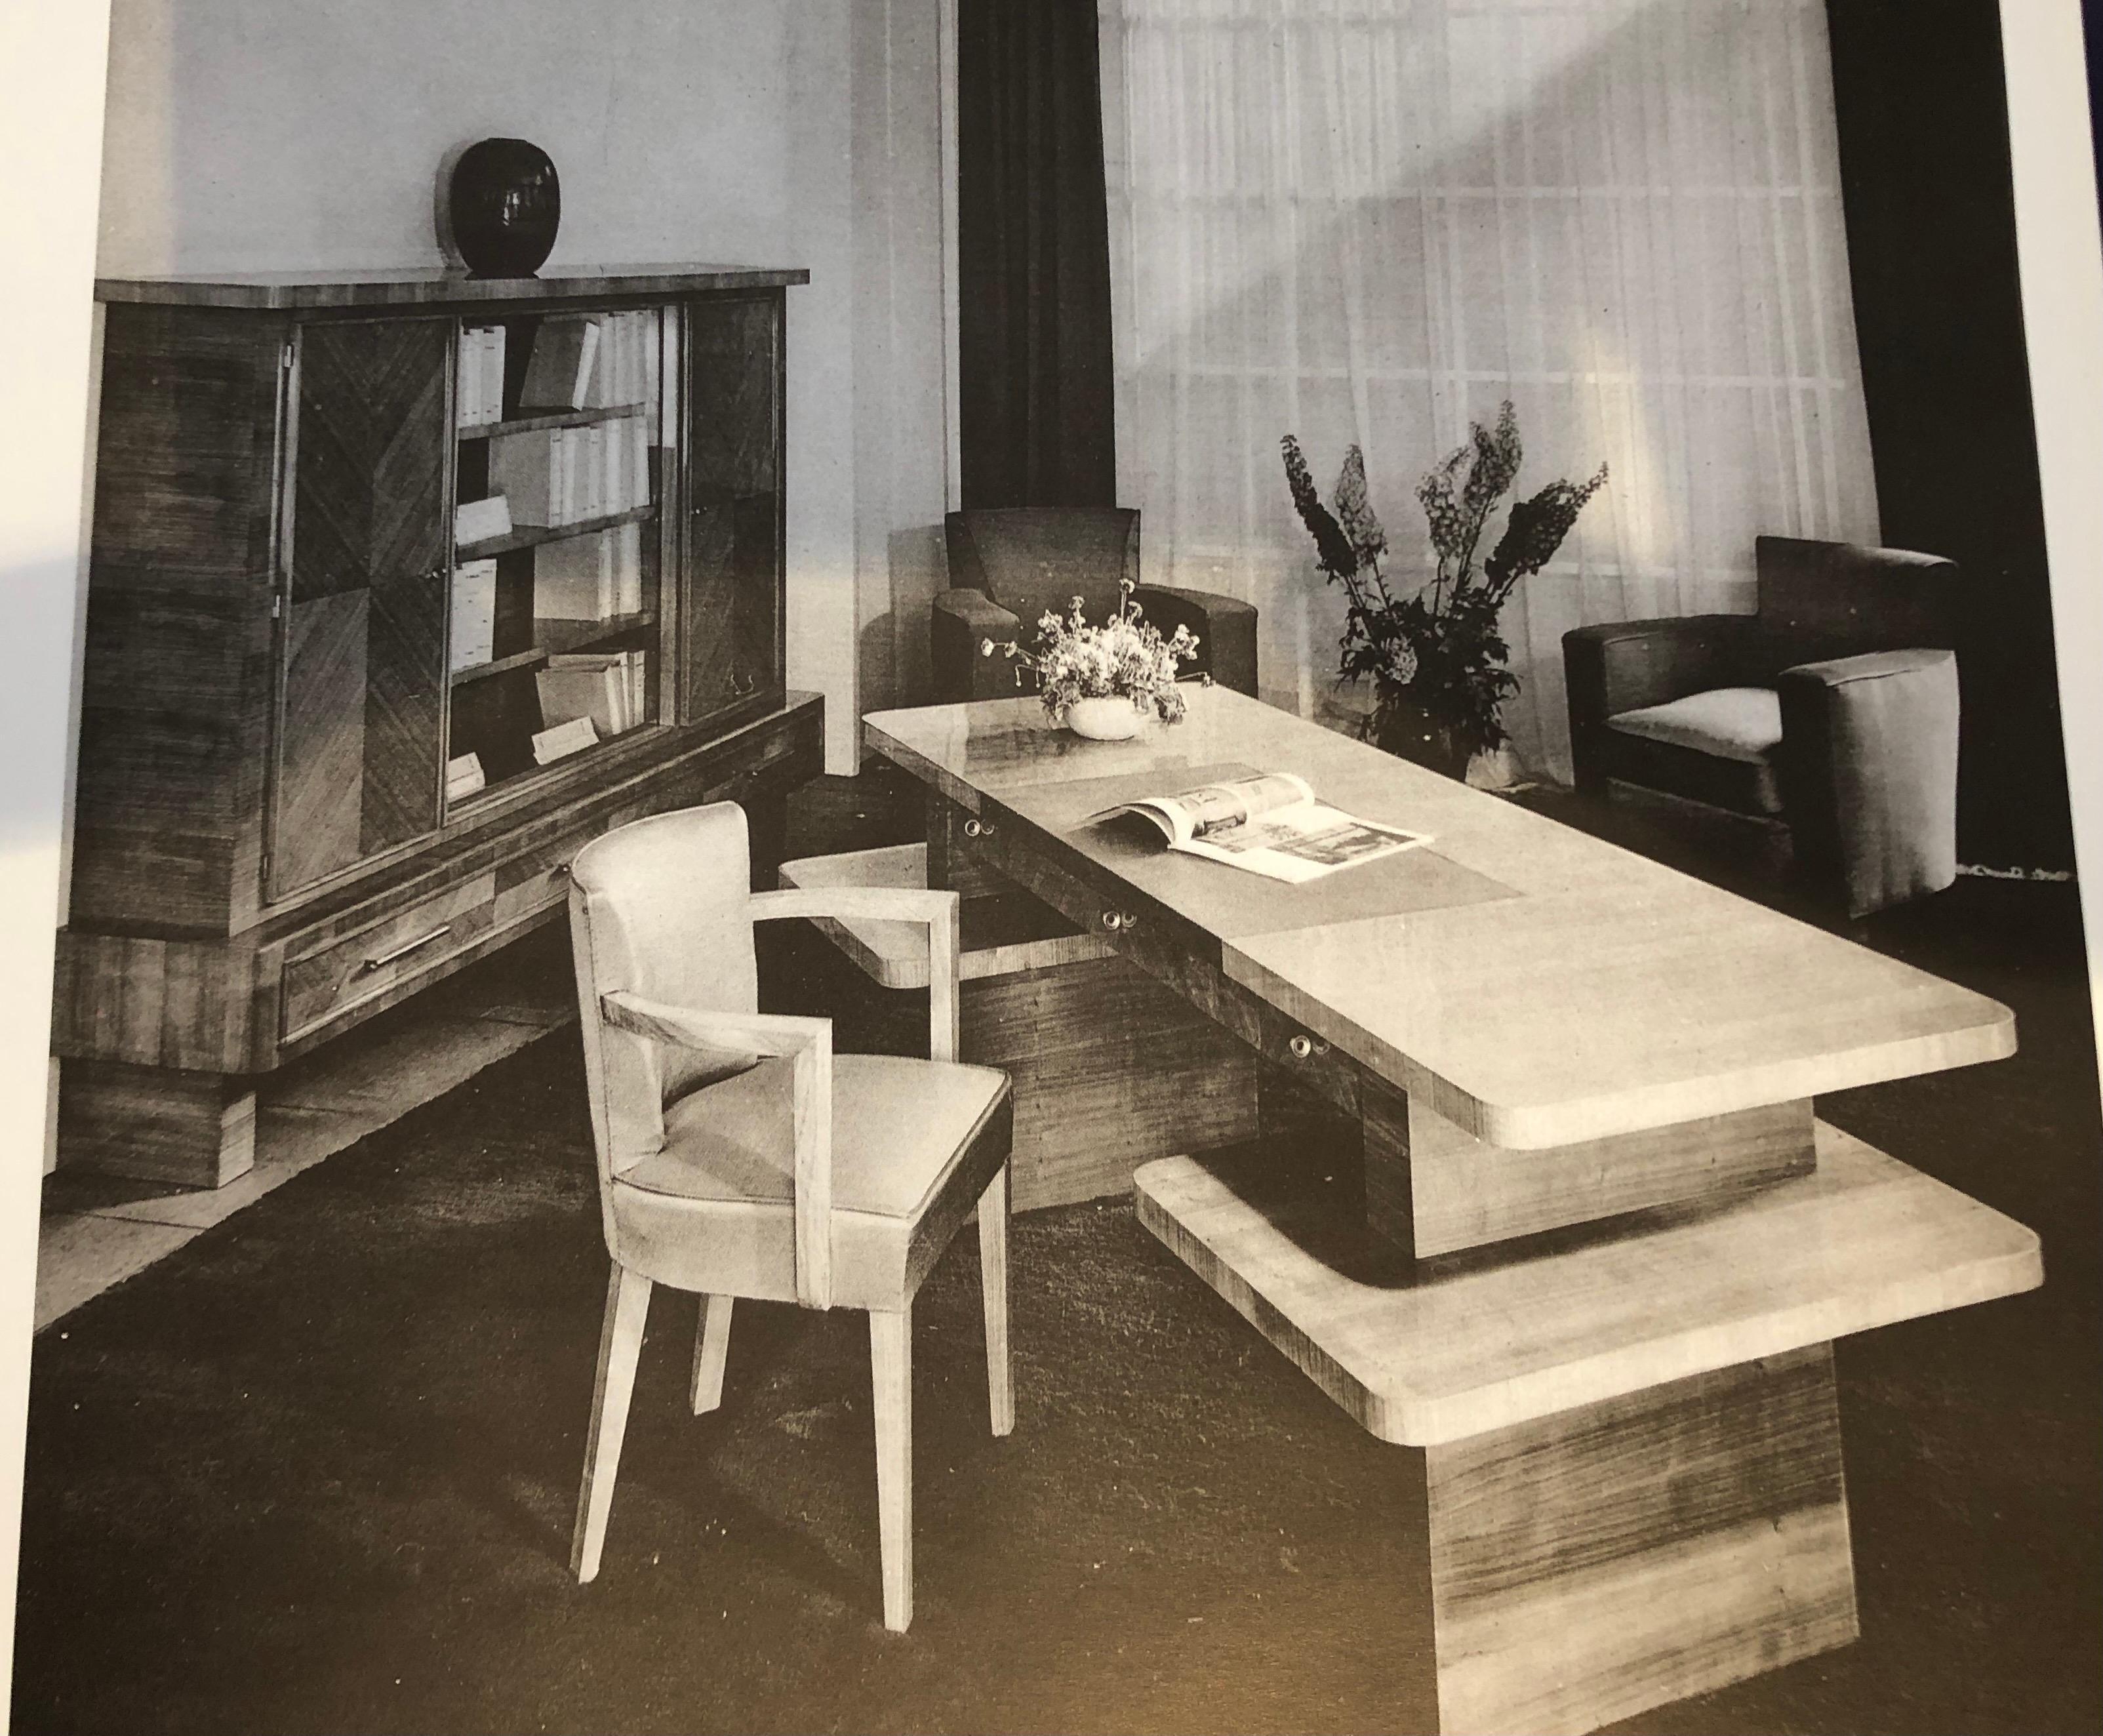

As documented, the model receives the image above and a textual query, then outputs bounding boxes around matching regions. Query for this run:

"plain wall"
[91,0,953,775]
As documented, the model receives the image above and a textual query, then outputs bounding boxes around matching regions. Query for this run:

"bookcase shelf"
[458,502,656,561]
[536,611,658,657]
[450,647,550,689]
[460,401,647,441]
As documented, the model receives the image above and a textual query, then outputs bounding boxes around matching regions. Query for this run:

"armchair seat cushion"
[1605,686,1784,763]
[634,1053,1010,1219]
[1599,686,1786,817]
[612,1055,1012,1310]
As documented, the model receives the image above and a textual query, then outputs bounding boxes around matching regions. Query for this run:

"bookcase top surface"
[95,263,809,311]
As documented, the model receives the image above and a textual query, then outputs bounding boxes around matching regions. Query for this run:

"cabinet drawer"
[280,874,498,1042]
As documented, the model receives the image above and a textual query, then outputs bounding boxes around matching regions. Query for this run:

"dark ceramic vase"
[448,138,560,278]
[1371,689,1476,780]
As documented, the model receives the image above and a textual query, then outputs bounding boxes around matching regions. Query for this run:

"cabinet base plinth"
[59,1060,257,1188]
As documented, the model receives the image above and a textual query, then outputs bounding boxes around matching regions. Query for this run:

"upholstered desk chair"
[1563,535,1961,917]
[931,506,1258,700]
[565,802,1016,1632]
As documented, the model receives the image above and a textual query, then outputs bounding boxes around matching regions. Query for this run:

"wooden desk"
[864,687,2042,1736]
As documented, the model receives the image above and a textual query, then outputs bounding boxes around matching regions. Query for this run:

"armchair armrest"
[1774,648,1960,916]
[1134,584,1259,696]
[748,886,962,1062]
[931,588,1024,704]
[1562,615,1758,795]
[599,990,838,1311]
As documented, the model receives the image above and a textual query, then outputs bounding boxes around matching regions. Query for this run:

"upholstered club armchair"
[931,507,1258,702]
[1563,535,1961,918]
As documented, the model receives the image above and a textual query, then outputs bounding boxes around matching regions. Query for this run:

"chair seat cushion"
[1605,686,1784,765]
[629,1053,1009,1224]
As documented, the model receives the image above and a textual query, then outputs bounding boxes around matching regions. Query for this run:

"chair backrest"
[945,506,1141,636]
[566,803,759,1245]
[1755,535,1959,670]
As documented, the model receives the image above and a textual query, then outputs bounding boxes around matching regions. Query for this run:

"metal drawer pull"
[361,925,453,973]
[1101,910,1125,931]
[963,817,995,839]
[1120,910,1141,931]
[1287,1033,1331,1060]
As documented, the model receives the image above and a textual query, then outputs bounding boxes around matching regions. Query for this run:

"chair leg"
[978,1165,1014,1437]
[571,1262,652,1584]
[870,1306,913,1632]
[691,1294,734,1415]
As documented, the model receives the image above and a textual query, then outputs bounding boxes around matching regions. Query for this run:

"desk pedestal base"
[1425,1344,1856,1735]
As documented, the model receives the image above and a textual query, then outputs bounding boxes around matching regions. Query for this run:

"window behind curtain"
[1099,0,1879,780]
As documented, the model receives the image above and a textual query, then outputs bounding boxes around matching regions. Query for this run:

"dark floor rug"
[12,877,2102,1733]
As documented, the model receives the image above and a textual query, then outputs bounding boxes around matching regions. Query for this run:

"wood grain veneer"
[98,264,810,312]
[1133,1123,2039,1447]
[58,1060,257,1187]
[62,272,810,1184]
[1425,1345,1856,1735]
[864,688,2016,1150]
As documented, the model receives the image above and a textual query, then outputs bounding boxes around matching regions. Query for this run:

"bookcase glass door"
[682,294,784,727]
[271,316,451,898]
[445,305,666,803]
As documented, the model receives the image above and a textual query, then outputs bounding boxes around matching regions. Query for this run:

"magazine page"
[1178,801,1430,884]
[1091,771,1312,847]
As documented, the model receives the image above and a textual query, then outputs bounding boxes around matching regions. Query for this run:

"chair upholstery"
[1563,536,1961,916]
[931,506,1258,700]
[565,801,1016,1630]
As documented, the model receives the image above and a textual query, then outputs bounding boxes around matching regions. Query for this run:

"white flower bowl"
[1064,695,1145,740]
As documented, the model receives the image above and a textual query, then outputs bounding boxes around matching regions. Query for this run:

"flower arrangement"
[1282,403,1607,776]
[981,578,1202,727]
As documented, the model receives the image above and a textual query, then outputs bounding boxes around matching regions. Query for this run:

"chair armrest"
[599,990,837,1311]
[931,588,1024,704]
[1561,615,1757,795]
[1774,648,1960,917]
[748,886,963,1062]
[1134,584,1259,696]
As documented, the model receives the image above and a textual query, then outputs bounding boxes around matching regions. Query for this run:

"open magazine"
[1091,771,1430,884]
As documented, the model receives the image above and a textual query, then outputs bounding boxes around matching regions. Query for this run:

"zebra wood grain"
[284,317,450,885]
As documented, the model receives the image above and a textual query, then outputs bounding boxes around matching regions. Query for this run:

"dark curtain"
[956,0,1117,509]
[1826,0,2075,871]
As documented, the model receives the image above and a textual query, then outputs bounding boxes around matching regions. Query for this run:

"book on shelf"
[454,495,511,547]
[491,422,647,528]
[533,533,615,620]
[613,520,643,614]
[449,558,498,672]
[536,649,647,740]
[1091,771,1430,884]
[445,752,487,801]
[456,324,505,427]
[531,714,599,767]
[583,310,653,413]
[520,315,603,411]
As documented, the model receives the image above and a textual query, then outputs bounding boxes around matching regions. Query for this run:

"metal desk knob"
[1120,911,1141,932]
[1288,1034,1313,1060]
[1101,910,1125,932]
[963,817,994,839]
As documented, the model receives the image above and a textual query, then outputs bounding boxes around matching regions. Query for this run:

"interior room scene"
[16,0,2100,1731]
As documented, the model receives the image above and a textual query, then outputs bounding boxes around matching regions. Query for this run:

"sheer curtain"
[1098,0,1879,780]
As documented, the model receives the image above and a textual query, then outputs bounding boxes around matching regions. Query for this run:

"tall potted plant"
[1282,403,1607,779]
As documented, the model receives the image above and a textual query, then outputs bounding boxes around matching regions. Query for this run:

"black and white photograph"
[1,1,2100,1731]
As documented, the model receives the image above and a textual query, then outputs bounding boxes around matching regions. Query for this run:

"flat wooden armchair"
[564,802,1015,1632]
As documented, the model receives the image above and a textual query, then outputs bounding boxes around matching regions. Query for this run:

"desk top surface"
[863,688,2013,1147]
